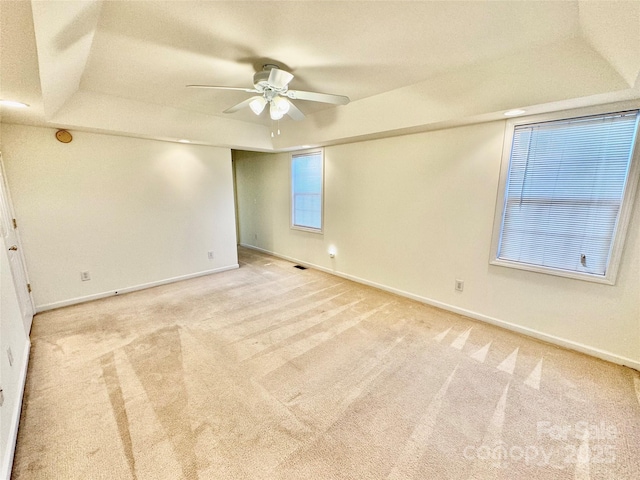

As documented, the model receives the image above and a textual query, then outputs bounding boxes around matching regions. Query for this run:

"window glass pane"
[292,151,322,230]
[497,110,639,277]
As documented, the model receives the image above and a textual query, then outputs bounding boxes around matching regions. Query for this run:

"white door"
[0,154,34,335]
[0,231,30,478]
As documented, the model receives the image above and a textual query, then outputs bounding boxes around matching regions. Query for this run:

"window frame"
[290,148,324,234]
[489,103,640,285]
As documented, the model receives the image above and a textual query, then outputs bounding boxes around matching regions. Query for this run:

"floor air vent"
[293,265,307,270]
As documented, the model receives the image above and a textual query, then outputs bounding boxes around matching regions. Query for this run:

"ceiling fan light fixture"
[269,102,284,120]
[249,96,267,115]
[272,96,291,114]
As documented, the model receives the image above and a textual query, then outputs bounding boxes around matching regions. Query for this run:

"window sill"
[291,225,323,234]
[489,258,616,285]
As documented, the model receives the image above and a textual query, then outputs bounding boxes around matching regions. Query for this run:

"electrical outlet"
[81,271,91,281]
[7,347,13,367]
[207,251,214,260]
[455,279,464,292]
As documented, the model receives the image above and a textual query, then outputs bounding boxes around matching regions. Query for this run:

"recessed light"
[178,139,190,143]
[301,145,312,148]
[504,109,526,117]
[0,100,29,109]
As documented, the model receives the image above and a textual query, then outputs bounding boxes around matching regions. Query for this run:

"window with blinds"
[291,150,323,232]
[492,109,640,283]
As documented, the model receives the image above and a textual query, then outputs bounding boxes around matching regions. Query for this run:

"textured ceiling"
[1,1,639,151]
[82,1,579,119]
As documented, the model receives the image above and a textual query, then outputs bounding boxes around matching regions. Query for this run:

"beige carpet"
[12,247,640,479]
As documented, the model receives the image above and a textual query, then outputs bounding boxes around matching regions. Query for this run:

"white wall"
[1,124,238,310]
[234,120,640,367]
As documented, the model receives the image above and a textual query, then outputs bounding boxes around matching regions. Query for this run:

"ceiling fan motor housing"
[253,71,270,90]
[253,64,282,91]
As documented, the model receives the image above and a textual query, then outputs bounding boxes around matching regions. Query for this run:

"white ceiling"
[1,1,639,151]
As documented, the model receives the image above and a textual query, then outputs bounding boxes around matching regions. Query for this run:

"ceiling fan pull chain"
[270,118,282,137]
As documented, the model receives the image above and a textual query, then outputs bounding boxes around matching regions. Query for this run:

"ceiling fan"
[187,64,350,121]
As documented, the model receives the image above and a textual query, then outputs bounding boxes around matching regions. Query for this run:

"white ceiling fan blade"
[224,96,259,113]
[186,85,259,93]
[286,101,305,121]
[267,68,294,89]
[285,89,350,105]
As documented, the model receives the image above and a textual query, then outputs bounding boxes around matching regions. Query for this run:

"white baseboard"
[36,264,239,313]
[240,243,640,371]
[1,340,30,480]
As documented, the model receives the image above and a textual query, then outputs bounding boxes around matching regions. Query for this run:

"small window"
[291,149,323,232]
[491,108,640,284]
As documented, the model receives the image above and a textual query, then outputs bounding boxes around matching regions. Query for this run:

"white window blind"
[496,110,639,278]
[292,151,323,231]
